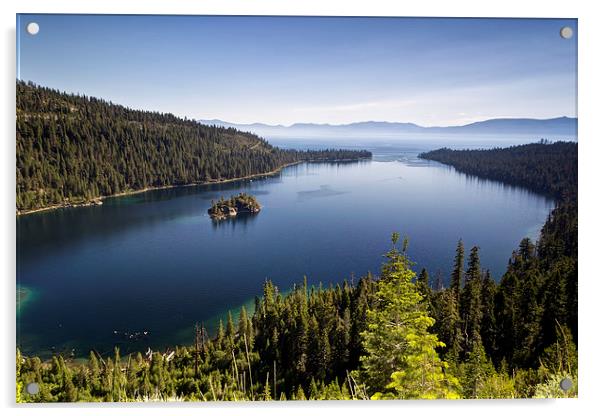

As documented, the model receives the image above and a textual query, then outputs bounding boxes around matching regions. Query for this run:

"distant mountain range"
[199,117,577,139]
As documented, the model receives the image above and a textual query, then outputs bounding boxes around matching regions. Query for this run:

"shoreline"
[17,161,302,216]
[16,160,311,217]
[16,157,370,216]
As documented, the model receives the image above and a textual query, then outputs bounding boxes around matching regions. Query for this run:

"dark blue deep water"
[16,139,555,357]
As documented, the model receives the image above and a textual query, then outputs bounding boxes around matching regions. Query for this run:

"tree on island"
[208,193,261,220]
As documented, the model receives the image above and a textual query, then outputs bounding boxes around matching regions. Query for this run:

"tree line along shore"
[17,141,577,401]
[16,81,371,214]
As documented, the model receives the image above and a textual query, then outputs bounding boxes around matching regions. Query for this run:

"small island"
[208,193,261,220]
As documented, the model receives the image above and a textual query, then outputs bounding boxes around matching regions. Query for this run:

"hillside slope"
[16,81,369,212]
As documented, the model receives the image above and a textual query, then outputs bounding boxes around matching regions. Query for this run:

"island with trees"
[208,193,261,220]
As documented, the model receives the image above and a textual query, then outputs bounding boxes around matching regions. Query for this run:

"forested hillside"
[418,141,577,199]
[421,141,577,371]
[17,141,577,401]
[16,81,370,212]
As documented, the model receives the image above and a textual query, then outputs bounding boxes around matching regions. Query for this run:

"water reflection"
[210,212,260,229]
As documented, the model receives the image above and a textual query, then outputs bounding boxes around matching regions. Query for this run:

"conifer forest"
[17,86,578,400]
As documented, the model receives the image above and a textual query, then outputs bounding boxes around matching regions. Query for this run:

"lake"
[16,138,555,358]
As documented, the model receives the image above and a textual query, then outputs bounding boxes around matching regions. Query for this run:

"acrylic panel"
[16,14,578,402]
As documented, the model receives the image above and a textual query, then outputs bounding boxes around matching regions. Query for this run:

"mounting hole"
[25,382,40,395]
[26,22,40,36]
[560,26,573,39]
[559,377,573,391]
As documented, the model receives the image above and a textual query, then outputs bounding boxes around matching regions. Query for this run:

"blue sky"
[17,15,577,126]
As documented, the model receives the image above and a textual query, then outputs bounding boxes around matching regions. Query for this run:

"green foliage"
[460,246,483,356]
[533,373,577,398]
[16,81,370,212]
[474,370,516,399]
[209,193,261,218]
[432,289,462,362]
[360,235,459,399]
[480,271,497,359]
[419,141,577,200]
[16,142,577,401]
[416,268,432,311]
[450,239,464,297]
[424,141,577,371]
[457,343,495,399]
[538,325,577,378]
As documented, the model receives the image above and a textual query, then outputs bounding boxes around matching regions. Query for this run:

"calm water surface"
[17,139,555,357]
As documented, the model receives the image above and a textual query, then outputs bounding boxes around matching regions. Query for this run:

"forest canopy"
[17,141,577,401]
[16,81,370,212]
[419,141,577,199]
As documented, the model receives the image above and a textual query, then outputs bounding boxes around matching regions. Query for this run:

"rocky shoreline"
[208,193,261,220]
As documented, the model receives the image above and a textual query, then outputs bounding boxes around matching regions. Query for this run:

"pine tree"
[149,353,165,398]
[360,234,458,398]
[432,289,462,363]
[262,373,272,401]
[88,351,101,395]
[333,307,351,376]
[58,356,78,402]
[111,347,125,401]
[294,385,307,400]
[494,271,518,367]
[417,268,432,310]
[460,246,483,356]
[238,306,249,342]
[216,320,225,349]
[450,239,465,298]
[226,311,235,341]
[538,324,577,378]
[459,342,494,399]
[307,316,325,380]
[309,378,320,400]
[480,270,497,360]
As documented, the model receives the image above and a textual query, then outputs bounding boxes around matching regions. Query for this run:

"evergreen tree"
[450,240,465,298]
[459,343,495,399]
[111,347,125,401]
[460,246,483,356]
[294,385,307,400]
[360,234,458,398]
[416,268,432,310]
[262,373,272,401]
[88,351,101,396]
[432,289,462,363]
[226,312,235,343]
[480,270,497,360]
[238,306,249,342]
[216,320,225,349]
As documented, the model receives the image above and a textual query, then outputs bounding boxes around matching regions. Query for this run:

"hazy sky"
[17,15,577,126]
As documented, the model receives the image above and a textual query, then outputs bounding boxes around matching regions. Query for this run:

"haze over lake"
[17,138,557,358]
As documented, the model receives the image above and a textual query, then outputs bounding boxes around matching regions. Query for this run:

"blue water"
[16,139,555,358]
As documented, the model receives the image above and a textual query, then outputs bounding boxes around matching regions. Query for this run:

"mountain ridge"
[200,116,577,139]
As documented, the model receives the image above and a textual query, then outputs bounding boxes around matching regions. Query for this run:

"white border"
[2,1,600,415]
